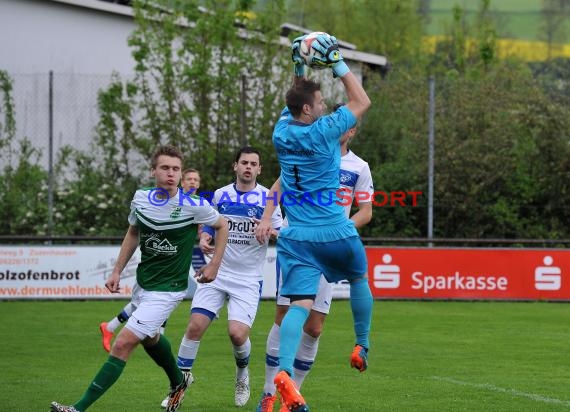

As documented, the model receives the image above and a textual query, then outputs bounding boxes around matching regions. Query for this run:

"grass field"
[427,0,570,41]
[2,300,570,411]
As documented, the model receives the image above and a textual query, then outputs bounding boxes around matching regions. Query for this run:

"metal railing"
[1,235,569,248]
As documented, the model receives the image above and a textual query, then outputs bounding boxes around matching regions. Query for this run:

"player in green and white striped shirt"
[98,168,203,352]
[51,146,228,412]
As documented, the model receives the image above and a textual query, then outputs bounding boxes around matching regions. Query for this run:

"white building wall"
[0,0,136,75]
[0,0,138,167]
[0,0,377,169]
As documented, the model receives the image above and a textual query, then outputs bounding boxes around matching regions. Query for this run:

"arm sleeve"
[316,106,357,143]
[194,206,220,227]
[200,189,221,235]
[355,163,374,203]
[127,193,138,226]
[280,106,291,118]
[274,106,293,133]
[271,205,284,230]
[202,225,215,237]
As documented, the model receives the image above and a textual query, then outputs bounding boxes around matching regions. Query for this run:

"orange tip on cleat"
[350,344,368,372]
[256,393,277,412]
[99,322,113,353]
[273,371,309,412]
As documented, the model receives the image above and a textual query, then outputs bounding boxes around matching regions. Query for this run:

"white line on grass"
[431,376,570,407]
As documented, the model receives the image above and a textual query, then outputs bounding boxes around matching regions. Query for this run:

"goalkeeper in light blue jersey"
[256,32,373,412]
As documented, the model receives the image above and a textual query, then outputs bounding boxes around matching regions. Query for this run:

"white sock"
[177,336,200,371]
[106,317,121,333]
[293,332,320,389]
[123,302,136,317]
[233,338,251,380]
[263,323,281,394]
[107,303,136,333]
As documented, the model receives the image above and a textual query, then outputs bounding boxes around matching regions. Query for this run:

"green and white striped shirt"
[128,188,220,292]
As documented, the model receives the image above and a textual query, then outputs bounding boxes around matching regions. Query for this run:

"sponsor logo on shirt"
[144,234,177,256]
[277,148,316,157]
[170,206,182,219]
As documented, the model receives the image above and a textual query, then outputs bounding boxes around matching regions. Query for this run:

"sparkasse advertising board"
[367,247,569,300]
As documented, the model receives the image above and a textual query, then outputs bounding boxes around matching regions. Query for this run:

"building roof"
[48,0,389,69]
[50,0,134,17]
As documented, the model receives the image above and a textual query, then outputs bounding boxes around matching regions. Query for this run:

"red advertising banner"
[366,247,570,300]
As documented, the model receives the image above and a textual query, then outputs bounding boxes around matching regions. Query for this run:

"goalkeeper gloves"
[310,33,350,77]
[291,35,306,77]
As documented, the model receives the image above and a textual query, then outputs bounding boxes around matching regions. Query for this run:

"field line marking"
[431,376,570,407]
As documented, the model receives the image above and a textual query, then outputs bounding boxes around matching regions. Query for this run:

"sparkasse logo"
[534,256,562,291]
[373,254,400,289]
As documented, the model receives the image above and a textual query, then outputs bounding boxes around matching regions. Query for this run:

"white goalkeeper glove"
[291,35,306,77]
[310,33,349,77]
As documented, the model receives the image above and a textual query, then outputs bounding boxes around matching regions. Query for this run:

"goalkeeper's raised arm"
[305,32,371,119]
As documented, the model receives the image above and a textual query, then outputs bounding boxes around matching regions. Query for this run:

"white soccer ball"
[299,31,329,70]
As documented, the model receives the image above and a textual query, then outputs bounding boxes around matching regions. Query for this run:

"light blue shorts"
[277,236,367,297]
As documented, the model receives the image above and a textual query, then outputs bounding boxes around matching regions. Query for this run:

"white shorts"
[125,288,186,340]
[191,274,262,328]
[130,282,143,308]
[277,274,333,315]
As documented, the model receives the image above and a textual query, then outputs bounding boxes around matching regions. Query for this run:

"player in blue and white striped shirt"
[171,147,282,409]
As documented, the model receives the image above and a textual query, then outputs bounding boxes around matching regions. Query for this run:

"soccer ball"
[299,31,329,70]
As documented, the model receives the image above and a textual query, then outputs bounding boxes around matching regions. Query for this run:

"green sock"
[144,334,183,388]
[74,356,126,411]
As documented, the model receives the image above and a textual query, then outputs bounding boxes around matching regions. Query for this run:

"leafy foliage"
[0,70,16,161]
[0,140,49,235]
[353,58,570,239]
[285,0,425,63]
[102,0,291,191]
[1,0,570,240]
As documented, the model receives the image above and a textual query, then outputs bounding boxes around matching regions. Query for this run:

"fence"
[1,69,570,241]
[2,235,570,248]
[3,72,117,167]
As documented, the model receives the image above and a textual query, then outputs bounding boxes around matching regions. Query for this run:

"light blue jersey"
[272,85,373,384]
[273,105,358,242]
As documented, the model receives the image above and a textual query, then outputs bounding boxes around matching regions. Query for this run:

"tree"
[0,70,15,164]
[95,0,290,191]
[285,0,425,64]
[352,59,570,240]
[539,0,568,60]
[0,0,293,236]
[0,72,50,236]
[0,140,50,236]
[476,0,497,70]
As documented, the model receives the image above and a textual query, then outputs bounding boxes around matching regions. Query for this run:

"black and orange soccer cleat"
[166,371,193,412]
[350,344,369,372]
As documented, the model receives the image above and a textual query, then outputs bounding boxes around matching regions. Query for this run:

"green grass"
[1,300,570,411]
[427,0,570,41]
[431,0,543,13]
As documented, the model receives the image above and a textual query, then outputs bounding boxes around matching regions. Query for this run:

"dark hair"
[182,168,200,177]
[333,102,346,111]
[286,78,321,118]
[234,146,261,164]
[333,101,357,129]
[151,145,183,169]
